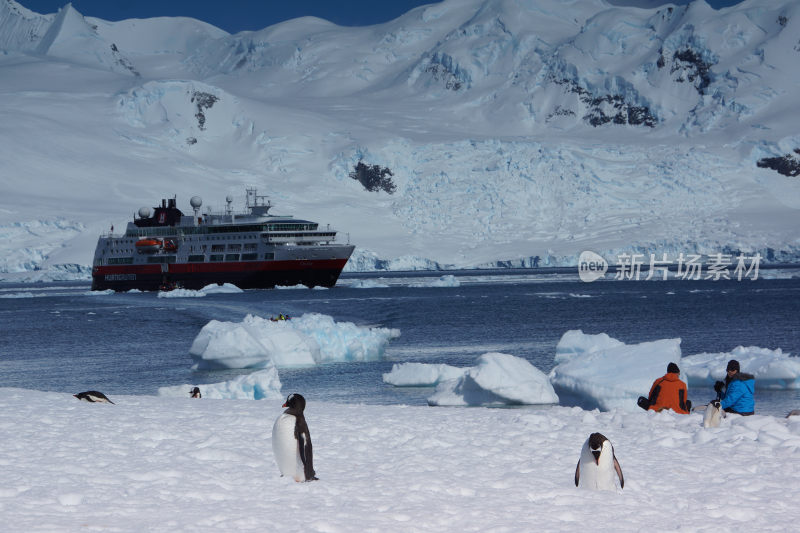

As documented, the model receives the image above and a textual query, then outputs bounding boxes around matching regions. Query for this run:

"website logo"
[578,251,608,282]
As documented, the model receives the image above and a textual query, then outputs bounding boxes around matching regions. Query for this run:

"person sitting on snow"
[642,362,691,414]
[714,359,755,415]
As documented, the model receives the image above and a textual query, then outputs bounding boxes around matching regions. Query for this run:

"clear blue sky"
[18,1,443,33]
[18,0,744,35]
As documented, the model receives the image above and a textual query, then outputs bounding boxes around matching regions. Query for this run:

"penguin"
[272,393,318,482]
[703,400,723,428]
[574,432,624,490]
[190,387,202,399]
[74,391,114,404]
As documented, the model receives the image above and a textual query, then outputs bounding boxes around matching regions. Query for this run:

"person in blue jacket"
[713,359,755,415]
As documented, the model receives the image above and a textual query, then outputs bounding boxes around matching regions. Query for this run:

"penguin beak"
[282,402,287,407]
[592,450,601,464]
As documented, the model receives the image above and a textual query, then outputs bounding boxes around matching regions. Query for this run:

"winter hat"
[667,362,680,374]
[727,359,740,372]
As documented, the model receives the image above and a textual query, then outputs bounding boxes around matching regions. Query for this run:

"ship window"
[188,255,205,263]
[241,253,258,261]
[244,243,258,251]
[225,254,240,261]
[108,257,133,265]
[227,244,242,251]
[265,252,274,260]
[210,254,224,262]
[211,244,225,252]
[146,256,176,264]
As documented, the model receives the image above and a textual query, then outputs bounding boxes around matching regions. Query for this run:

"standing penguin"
[574,432,624,490]
[272,393,318,482]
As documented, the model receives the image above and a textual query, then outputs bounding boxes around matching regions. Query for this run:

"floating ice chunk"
[549,331,681,411]
[383,362,466,386]
[350,279,390,288]
[682,346,800,390]
[554,329,624,364]
[157,283,243,298]
[409,274,460,288]
[157,367,282,400]
[85,289,114,296]
[189,313,400,370]
[427,353,559,406]
[157,288,206,298]
[200,283,244,294]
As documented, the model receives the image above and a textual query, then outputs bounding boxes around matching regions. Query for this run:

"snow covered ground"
[2,387,799,532]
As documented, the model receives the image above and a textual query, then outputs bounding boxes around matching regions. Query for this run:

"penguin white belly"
[272,413,304,482]
[578,446,616,490]
[703,402,722,428]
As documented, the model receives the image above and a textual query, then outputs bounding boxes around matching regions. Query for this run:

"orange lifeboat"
[135,238,161,254]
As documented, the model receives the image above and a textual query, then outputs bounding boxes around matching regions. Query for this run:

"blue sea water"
[1,271,799,416]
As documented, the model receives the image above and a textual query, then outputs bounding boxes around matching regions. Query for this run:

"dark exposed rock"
[659,46,714,95]
[191,91,219,131]
[549,75,657,128]
[546,106,576,122]
[109,43,140,77]
[757,149,800,177]
[349,161,396,194]
[424,52,470,91]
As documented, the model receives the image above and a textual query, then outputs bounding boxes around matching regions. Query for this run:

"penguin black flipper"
[613,456,624,489]
[574,459,581,487]
[297,430,318,481]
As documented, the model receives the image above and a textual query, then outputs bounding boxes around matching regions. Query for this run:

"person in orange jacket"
[643,362,691,414]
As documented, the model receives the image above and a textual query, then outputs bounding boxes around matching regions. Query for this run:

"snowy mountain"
[1,0,799,279]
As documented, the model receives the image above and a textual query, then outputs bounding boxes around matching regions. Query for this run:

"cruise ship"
[91,188,354,291]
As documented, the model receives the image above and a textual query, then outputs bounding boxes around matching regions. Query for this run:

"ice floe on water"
[384,331,800,410]
[383,362,466,386]
[189,313,400,370]
[408,274,460,288]
[682,346,800,390]
[0,291,36,298]
[383,353,558,407]
[428,353,559,406]
[349,278,391,288]
[157,283,244,298]
[549,330,800,411]
[158,367,282,400]
[548,330,683,411]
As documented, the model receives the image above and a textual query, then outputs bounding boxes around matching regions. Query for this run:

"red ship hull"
[91,258,350,291]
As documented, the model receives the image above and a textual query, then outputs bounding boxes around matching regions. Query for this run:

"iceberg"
[189,313,400,370]
[549,330,681,411]
[553,330,624,363]
[383,362,466,386]
[157,367,282,400]
[682,346,800,390]
[427,352,559,407]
